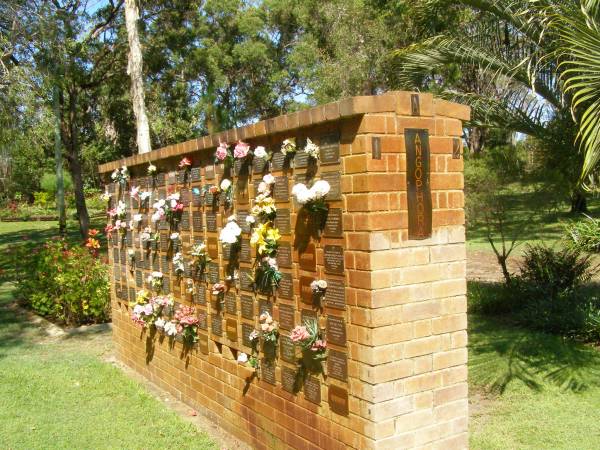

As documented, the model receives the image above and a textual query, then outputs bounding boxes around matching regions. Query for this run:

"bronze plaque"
[180,212,190,231]
[453,137,462,159]
[252,155,269,174]
[261,359,276,385]
[120,249,126,265]
[282,367,296,393]
[372,136,381,160]
[211,314,222,336]
[191,167,201,182]
[160,254,169,273]
[240,239,252,263]
[225,292,237,315]
[157,188,166,200]
[207,237,219,259]
[135,270,143,287]
[321,172,341,200]
[226,318,238,342]
[324,245,344,275]
[162,276,170,294]
[278,304,295,330]
[207,263,220,284]
[319,133,340,164]
[273,176,289,201]
[293,150,309,169]
[167,171,177,185]
[327,349,348,381]
[233,159,249,177]
[300,276,314,305]
[198,310,208,330]
[242,323,254,347]
[405,129,432,240]
[328,385,349,416]
[299,242,316,272]
[304,377,321,404]
[252,179,262,197]
[205,189,216,207]
[192,187,202,207]
[159,218,169,231]
[258,298,273,317]
[204,164,215,180]
[326,316,346,346]
[325,279,345,310]
[156,173,165,186]
[280,335,296,363]
[274,209,291,235]
[129,287,136,303]
[237,210,251,233]
[240,268,254,292]
[301,309,317,325]
[152,256,159,271]
[221,243,233,261]
[198,333,209,355]
[193,284,207,305]
[192,211,203,231]
[206,212,217,232]
[241,295,254,320]
[271,152,286,171]
[277,272,293,299]
[180,188,191,206]
[276,242,292,268]
[411,93,420,116]
[324,208,343,237]
[113,265,120,281]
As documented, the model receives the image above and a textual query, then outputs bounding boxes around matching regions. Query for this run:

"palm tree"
[391,0,590,212]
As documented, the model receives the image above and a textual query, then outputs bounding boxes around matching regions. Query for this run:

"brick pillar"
[343,92,469,449]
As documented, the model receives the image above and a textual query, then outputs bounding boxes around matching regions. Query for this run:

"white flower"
[291,183,311,204]
[164,321,178,336]
[245,215,256,225]
[152,271,163,279]
[167,192,180,201]
[257,182,268,194]
[237,352,249,364]
[170,232,180,241]
[263,174,275,185]
[227,215,237,223]
[100,191,111,201]
[139,191,151,201]
[151,211,162,223]
[155,318,166,328]
[111,169,118,180]
[170,199,177,208]
[219,221,242,244]
[304,138,320,159]
[128,249,135,256]
[317,279,328,289]
[254,146,267,158]
[130,186,140,198]
[147,164,157,175]
[311,180,331,198]
[133,214,143,223]
[220,178,232,190]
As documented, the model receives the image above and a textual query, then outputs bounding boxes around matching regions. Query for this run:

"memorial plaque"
[242,323,254,347]
[405,128,432,240]
[204,164,215,180]
[180,188,191,206]
[324,208,343,237]
[261,359,276,385]
[160,254,169,273]
[282,367,296,393]
[211,314,222,336]
[192,211,203,231]
[226,318,238,341]
[235,181,249,203]
[180,212,190,231]
[225,292,237,315]
[206,212,217,233]
[120,250,126,265]
[239,239,252,263]
[273,176,289,201]
[304,377,321,404]
[252,179,262,198]
[276,242,292,268]
[108,183,116,193]
[184,259,193,278]
[162,276,170,294]
[156,173,165,186]
[301,308,317,325]
[205,189,217,208]
[111,233,118,247]
[328,385,349,416]
[273,208,291,235]
[277,272,293,299]
[159,218,169,231]
[135,270,143,288]
[252,155,268,174]
[129,286,138,302]
[411,93,420,116]
[320,171,341,200]
[167,171,177,185]
[324,245,344,275]
[280,335,296,363]
[241,295,254,320]
[157,188,166,200]
[238,210,251,233]
[258,299,273,317]
[319,133,340,164]
[198,333,209,355]
[278,303,295,330]
[152,256,159,271]
[207,263,220,284]
[271,152,286,171]
[198,310,208,330]
[239,268,254,292]
[234,158,250,177]
[193,284,207,305]
[326,315,346,346]
[191,167,201,182]
[178,170,187,185]
[300,276,314,305]
[293,150,309,169]
[299,242,316,272]
[372,136,382,160]
[112,248,119,263]
[222,242,237,261]
[206,237,219,259]
[327,349,348,381]
[113,265,120,281]
[324,279,345,310]
[132,197,139,209]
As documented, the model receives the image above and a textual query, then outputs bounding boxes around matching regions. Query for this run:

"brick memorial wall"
[99,91,470,449]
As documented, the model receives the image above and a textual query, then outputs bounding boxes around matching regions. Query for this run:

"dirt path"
[467,250,521,282]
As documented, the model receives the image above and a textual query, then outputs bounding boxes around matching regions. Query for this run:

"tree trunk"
[125,0,151,154]
[570,189,588,214]
[467,127,486,156]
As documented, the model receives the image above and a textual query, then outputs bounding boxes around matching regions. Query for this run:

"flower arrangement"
[139,190,151,205]
[139,227,153,249]
[190,241,211,273]
[147,163,157,176]
[173,252,185,277]
[250,193,277,222]
[304,138,320,160]
[111,165,129,185]
[108,200,127,220]
[178,157,192,170]
[254,146,267,159]
[84,229,100,257]
[133,213,143,225]
[291,318,327,392]
[220,178,233,209]
[128,249,135,267]
[280,138,296,156]
[130,186,140,200]
[291,180,330,213]
[104,223,114,239]
[219,216,242,245]
[151,192,184,226]
[131,292,174,329]
[234,140,252,160]
[100,191,111,202]
[253,257,282,294]
[211,283,226,310]
[250,222,280,257]
[147,271,164,292]
[311,279,327,306]
[173,304,199,346]
[215,142,234,169]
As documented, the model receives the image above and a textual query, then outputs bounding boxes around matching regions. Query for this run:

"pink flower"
[179,157,192,168]
[290,325,310,343]
[209,185,219,194]
[311,340,327,351]
[216,143,228,161]
[234,141,250,159]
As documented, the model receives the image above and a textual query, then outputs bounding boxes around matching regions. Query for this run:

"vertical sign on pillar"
[405,128,432,240]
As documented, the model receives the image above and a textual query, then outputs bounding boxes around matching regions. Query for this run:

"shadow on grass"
[469,315,600,395]
[0,284,33,359]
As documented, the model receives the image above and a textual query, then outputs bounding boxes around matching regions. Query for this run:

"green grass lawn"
[0,220,217,450]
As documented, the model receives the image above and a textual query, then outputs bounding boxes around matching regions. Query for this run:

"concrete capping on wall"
[98,91,470,174]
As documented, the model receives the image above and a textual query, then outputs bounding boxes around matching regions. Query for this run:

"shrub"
[40,172,73,198]
[33,191,51,208]
[14,238,110,326]
[565,214,600,253]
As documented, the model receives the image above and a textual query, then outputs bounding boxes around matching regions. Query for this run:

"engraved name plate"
[242,322,254,347]
[277,272,293,299]
[324,245,344,275]
[274,208,291,235]
[241,295,254,320]
[198,310,208,330]
[278,303,295,330]
[225,292,237,315]
[326,315,346,346]
[319,133,340,164]
[180,211,190,231]
[271,152,286,171]
[226,318,238,342]
[191,167,201,182]
[405,128,432,240]
[211,313,222,336]
[258,299,273,317]
[301,309,317,325]
[321,172,341,200]
[280,335,296,363]
[327,349,348,381]
[207,263,220,284]
[261,359,276,385]
[237,210,251,233]
[198,333,209,355]
[304,377,321,404]
[325,279,345,310]
[293,150,309,169]
[328,385,349,416]
[239,268,254,292]
[135,270,143,287]
[282,367,296,393]
[192,211,203,231]
[239,239,252,263]
[324,208,343,237]
[207,237,219,259]
[252,155,268,174]
[193,284,207,305]
[276,242,292,268]
[205,212,217,232]
[204,164,215,180]
[273,176,289,201]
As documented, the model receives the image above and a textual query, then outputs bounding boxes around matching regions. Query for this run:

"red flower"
[179,157,192,168]
[88,229,99,237]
